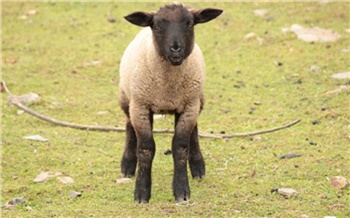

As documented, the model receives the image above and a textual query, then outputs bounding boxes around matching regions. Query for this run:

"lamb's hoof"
[174,187,190,204]
[193,175,205,180]
[121,166,136,178]
[134,189,151,204]
[189,159,205,179]
[134,199,149,204]
[122,173,134,178]
[175,195,190,204]
[121,159,137,178]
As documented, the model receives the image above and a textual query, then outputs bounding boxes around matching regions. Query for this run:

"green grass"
[2,2,350,217]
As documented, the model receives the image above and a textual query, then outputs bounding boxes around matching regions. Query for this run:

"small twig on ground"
[1,81,300,138]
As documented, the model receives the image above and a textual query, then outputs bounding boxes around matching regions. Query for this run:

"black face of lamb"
[122,4,223,203]
[151,8,195,66]
[124,4,223,67]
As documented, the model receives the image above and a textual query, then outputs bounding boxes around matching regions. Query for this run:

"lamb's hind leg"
[121,119,137,177]
[120,91,137,177]
[189,124,205,179]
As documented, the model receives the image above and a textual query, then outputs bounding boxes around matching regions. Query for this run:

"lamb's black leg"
[121,119,137,177]
[172,112,192,203]
[189,124,205,179]
[120,91,138,178]
[132,110,155,204]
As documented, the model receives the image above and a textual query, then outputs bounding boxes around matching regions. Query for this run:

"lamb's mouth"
[168,56,184,66]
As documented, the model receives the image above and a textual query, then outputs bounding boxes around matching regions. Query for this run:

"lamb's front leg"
[130,105,155,204]
[172,103,200,203]
[189,124,205,179]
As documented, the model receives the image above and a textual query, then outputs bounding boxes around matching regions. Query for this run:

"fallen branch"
[198,119,300,138]
[1,81,300,138]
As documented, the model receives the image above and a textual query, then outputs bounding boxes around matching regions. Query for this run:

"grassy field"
[2,2,350,217]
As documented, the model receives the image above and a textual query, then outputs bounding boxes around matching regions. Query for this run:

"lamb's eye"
[153,24,161,31]
[188,21,194,30]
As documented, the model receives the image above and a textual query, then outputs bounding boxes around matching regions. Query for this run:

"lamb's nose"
[170,45,181,53]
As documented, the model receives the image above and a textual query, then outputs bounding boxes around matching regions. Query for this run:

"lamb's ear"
[191,8,223,25]
[124,11,155,27]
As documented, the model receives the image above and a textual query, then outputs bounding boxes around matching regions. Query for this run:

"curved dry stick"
[1,81,300,138]
[198,119,300,138]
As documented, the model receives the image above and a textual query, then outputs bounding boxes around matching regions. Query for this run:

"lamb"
[118,3,222,203]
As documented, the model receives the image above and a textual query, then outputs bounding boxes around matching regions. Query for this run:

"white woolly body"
[119,27,206,114]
